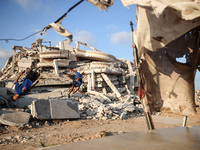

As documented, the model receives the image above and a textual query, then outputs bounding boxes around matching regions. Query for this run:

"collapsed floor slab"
[30,99,80,120]
[0,109,31,126]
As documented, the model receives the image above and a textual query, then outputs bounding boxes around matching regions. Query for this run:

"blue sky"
[0,0,136,65]
[0,0,199,90]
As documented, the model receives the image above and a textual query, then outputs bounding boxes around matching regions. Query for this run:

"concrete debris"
[0,109,31,126]
[0,39,142,126]
[30,99,80,120]
[49,99,80,119]
[30,100,51,119]
[195,90,200,103]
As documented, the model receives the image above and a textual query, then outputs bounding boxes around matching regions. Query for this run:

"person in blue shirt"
[13,68,40,101]
[66,68,84,98]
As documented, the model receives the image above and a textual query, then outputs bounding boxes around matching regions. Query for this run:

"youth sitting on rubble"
[12,68,40,101]
[66,68,84,98]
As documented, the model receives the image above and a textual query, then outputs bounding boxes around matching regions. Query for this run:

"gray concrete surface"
[0,109,30,126]
[42,126,200,150]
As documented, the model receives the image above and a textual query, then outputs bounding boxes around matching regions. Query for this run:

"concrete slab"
[28,92,62,100]
[0,109,30,126]
[0,87,10,100]
[50,100,80,119]
[0,87,7,96]
[31,100,80,120]
[44,126,200,150]
[14,96,35,108]
[31,100,51,119]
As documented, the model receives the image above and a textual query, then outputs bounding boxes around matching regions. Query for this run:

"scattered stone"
[0,39,143,125]
[0,109,31,126]
[30,100,51,119]
[50,99,80,119]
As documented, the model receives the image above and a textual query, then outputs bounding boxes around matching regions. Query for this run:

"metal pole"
[182,115,188,127]
[130,21,155,130]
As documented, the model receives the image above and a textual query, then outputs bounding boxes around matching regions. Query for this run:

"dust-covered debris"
[0,39,142,127]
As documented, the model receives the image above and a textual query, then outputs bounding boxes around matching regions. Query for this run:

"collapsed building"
[0,39,142,126]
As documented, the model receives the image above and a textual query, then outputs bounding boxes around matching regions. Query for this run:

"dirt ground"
[0,104,200,150]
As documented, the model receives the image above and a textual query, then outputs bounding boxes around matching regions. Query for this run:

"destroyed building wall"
[123,0,200,115]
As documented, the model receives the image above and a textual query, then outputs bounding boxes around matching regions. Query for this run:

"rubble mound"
[0,39,142,126]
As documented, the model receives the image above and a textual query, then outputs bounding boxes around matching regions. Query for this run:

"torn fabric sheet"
[40,0,85,42]
[41,21,73,43]
[87,0,114,11]
[49,22,73,42]
[121,0,200,57]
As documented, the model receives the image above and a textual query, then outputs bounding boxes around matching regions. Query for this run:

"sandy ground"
[0,105,200,150]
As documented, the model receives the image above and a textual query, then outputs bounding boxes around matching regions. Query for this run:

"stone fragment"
[125,60,135,94]
[118,87,126,93]
[0,87,8,99]
[125,105,136,112]
[101,73,121,98]
[50,100,80,119]
[91,71,95,90]
[71,92,83,97]
[120,112,126,120]
[31,100,51,119]
[0,109,30,126]
[78,104,85,111]
[86,110,94,116]
[125,84,131,95]
[5,82,15,91]
[84,68,121,75]
[28,91,62,99]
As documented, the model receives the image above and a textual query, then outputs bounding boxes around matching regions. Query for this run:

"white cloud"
[0,47,13,70]
[13,0,42,11]
[110,31,132,45]
[73,30,97,46]
[0,47,12,58]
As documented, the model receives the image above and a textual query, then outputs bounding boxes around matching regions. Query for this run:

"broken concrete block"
[125,84,131,95]
[118,87,126,93]
[0,87,8,99]
[5,82,15,91]
[50,100,80,119]
[125,60,135,94]
[102,87,107,95]
[84,68,122,75]
[125,105,136,112]
[90,99,101,108]
[14,96,35,108]
[78,104,85,111]
[91,71,95,90]
[18,61,33,69]
[96,106,104,114]
[28,91,62,99]
[31,100,51,119]
[120,112,126,120]
[53,60,59,76]
[86,110,95,116]
[96,112,103,118]
[71,92,83,97]
[0,109,30,126]
[101,73,121,98]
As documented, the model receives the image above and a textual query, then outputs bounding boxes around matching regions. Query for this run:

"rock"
[30,100,51,119]
[0,109,31,126]
[30,99,80,119]
[50,99,80,119]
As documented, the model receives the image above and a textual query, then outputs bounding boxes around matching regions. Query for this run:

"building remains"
[0,39,142,126]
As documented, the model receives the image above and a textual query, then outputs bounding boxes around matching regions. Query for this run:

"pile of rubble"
[0,39,142,126]
[196,90,200,103]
